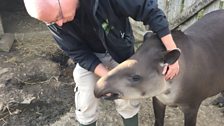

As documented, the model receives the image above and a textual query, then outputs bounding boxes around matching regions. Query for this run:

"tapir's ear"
[143,31,154,41]
[164,48,181,65]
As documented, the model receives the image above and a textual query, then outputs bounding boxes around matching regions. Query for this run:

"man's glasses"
[47,0,64,25]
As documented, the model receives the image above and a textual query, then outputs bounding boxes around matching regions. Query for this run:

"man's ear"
[164,48,181,65]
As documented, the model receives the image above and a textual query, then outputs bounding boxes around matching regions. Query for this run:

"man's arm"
[48,25,102,72]
[161,34,177,50]
[113,0,180,80]
[113,0,170,38]
[94,63,109,77]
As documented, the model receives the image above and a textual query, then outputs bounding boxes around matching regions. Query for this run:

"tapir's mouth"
[94,90,123,100]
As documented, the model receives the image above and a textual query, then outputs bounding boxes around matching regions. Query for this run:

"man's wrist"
[161,34,177,51]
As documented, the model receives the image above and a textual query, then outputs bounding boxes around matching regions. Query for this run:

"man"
[23,0,180,126]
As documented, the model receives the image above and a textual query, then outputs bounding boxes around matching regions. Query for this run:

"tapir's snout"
[94,79,123,100]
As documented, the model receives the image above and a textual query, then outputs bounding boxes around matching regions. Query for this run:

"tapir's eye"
[128,74,142,84]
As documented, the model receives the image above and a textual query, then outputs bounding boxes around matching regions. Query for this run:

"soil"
[0,8,224,126]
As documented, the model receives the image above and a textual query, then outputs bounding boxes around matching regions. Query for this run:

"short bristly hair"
[23,0,55,19]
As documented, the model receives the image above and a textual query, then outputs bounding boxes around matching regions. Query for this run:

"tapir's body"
[95,10,224,126]
[157,10,224,105]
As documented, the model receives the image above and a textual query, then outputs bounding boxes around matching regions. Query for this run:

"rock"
[129,18,148,42]
[0,67,9,75]
[0,102,3,111]
[21,96,36,104]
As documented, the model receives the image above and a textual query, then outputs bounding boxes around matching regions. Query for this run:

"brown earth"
[0,6,224,126]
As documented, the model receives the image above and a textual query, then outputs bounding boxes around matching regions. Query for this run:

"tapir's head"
[94,32,180,100]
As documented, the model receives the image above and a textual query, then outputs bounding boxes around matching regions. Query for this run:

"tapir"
[94,10,224,126]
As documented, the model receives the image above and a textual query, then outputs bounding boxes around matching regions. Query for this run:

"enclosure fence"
[131,0,224,43]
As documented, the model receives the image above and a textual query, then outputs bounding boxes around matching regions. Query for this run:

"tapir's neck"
[156,75,183,106]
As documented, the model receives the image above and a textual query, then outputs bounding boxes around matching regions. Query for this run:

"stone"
[0,67,9,75]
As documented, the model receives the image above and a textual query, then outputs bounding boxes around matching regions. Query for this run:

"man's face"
[45,0,79,26]
[24,0,79,26]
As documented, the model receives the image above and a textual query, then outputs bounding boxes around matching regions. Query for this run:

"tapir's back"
[185,10,224,38]
[173,10,224,103]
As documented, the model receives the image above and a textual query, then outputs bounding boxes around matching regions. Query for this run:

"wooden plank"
[0,33,15,52]
[179,0,221,30]
[203,0,220,14]
[220,0,224,9]
[130,0,221,41]
[167,0,183,21]
[0,15,4,36]
[183,0,196,11]
[129,18,148,42]
[169,0,218,30]
[177,14,199,31]
[158,0,168,13]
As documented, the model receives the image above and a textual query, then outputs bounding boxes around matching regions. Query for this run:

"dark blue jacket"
[48,0,170,72]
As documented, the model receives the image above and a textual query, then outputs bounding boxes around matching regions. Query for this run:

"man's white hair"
[23,0,54,19]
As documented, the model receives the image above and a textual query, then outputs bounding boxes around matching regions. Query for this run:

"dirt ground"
[0,9,224,126]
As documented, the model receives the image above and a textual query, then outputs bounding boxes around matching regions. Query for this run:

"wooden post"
[0,15,15,52]
[169,0,218,30]
[0,33,15,52]
[0,15,4,35]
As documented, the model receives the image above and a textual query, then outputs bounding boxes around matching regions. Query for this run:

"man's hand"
[161,34,180,80]
[94,63,109,77]
[162,61,179,80]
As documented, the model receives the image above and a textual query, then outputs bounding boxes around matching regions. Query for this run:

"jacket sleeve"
[48,25,101,72]
[113,0,170,38]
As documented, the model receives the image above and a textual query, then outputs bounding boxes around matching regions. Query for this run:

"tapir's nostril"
[94,80,109,98]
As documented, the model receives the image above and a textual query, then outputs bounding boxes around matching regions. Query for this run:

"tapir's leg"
[153,97,166,126]
[181,103,201,126]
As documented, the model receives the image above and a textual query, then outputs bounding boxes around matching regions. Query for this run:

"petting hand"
[162,61,180,80]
